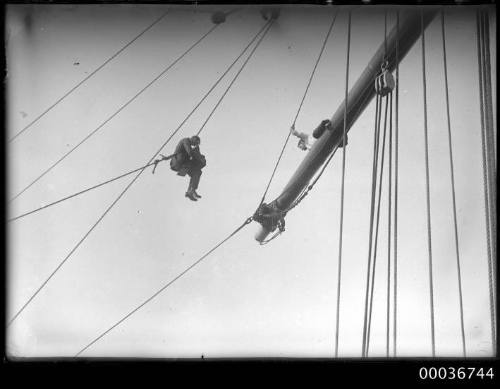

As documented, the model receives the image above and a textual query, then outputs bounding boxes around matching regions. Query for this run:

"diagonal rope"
[393,10,399,358]
[196,19,276,136]
[7,20,272,327]
[258,10,338,206]
[441,9,466,357]
[8,157,172,223]
[75,217,253,357]
[361,92,382,357]
[421,11,436,357]
[9,23,221,204]
[334,9,351,358]
[8,9,171,143]
[365,93,390,357]
[476,8,496,356]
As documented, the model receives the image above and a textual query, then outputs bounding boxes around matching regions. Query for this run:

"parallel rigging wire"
[383,8,392,358]
[386,92,393,358]
[7,19,273,327]
[363,12,391,357]
[9,22,221,204]
[366,92,390,357]
[334,9,351,358]
[361,92,382,358]
[75,217,253,357]
[480,9,497,289]
[196,20,276,136]
[441,9,466,357]
[393,10,399,358]
[8,9,171,143]
[420,11,436,357]
[475,8,496,356]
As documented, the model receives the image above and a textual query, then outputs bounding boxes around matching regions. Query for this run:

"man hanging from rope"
[170,135,206,201]
[290,119,347,151]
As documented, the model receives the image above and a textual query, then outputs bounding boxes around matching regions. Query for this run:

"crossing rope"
[9,22,221,204]
[258,10,338,206]
[7,19,274,327]
[196,19,276,136]
[8,9,171,143]
[8,154,175,223]
[75,216,254,357]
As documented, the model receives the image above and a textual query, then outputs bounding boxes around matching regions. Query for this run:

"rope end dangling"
[152,154,169,174]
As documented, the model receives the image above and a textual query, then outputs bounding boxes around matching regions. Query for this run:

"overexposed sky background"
[6,3,496,358]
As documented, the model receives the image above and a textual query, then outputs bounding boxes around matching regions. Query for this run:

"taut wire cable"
[441,9,466,357]
[475,8,496,355]
[393,10,399,358]
[365,92,390,357]
[9,23,221,204]
[8,9,171,143]
[75,216,253,357]
[334,9,351,358]
[386,92,393,358]
[196,19,276,136]
[258,10,339,206]
[421,11,436,357]
[361,92,382,358]
[7,20,273,327]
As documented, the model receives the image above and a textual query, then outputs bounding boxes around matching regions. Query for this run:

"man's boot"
[185,181,197,201]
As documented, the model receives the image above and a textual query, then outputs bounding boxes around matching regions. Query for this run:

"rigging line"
[361,92,382,357]
[366,93,390,357]
[386,92,393,358]
[293,81,375,212]
[75,217,253,357]
[7,20,272,327]
[8,157,171,223]
[8,23,221,204]
[8,9,171,144]
[288,142,342,212]
[476,9,496,355]
[196,19,276,136]
[481,9,497,171]
[421,11,436,357]
[335,9,351,359]
[257,11,339,206]
[292,11,339,126]
[480,9,497,287]
[393,9,399,358]
[441,9,466,357]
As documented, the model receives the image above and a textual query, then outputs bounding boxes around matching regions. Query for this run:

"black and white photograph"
[4,0,497,370]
